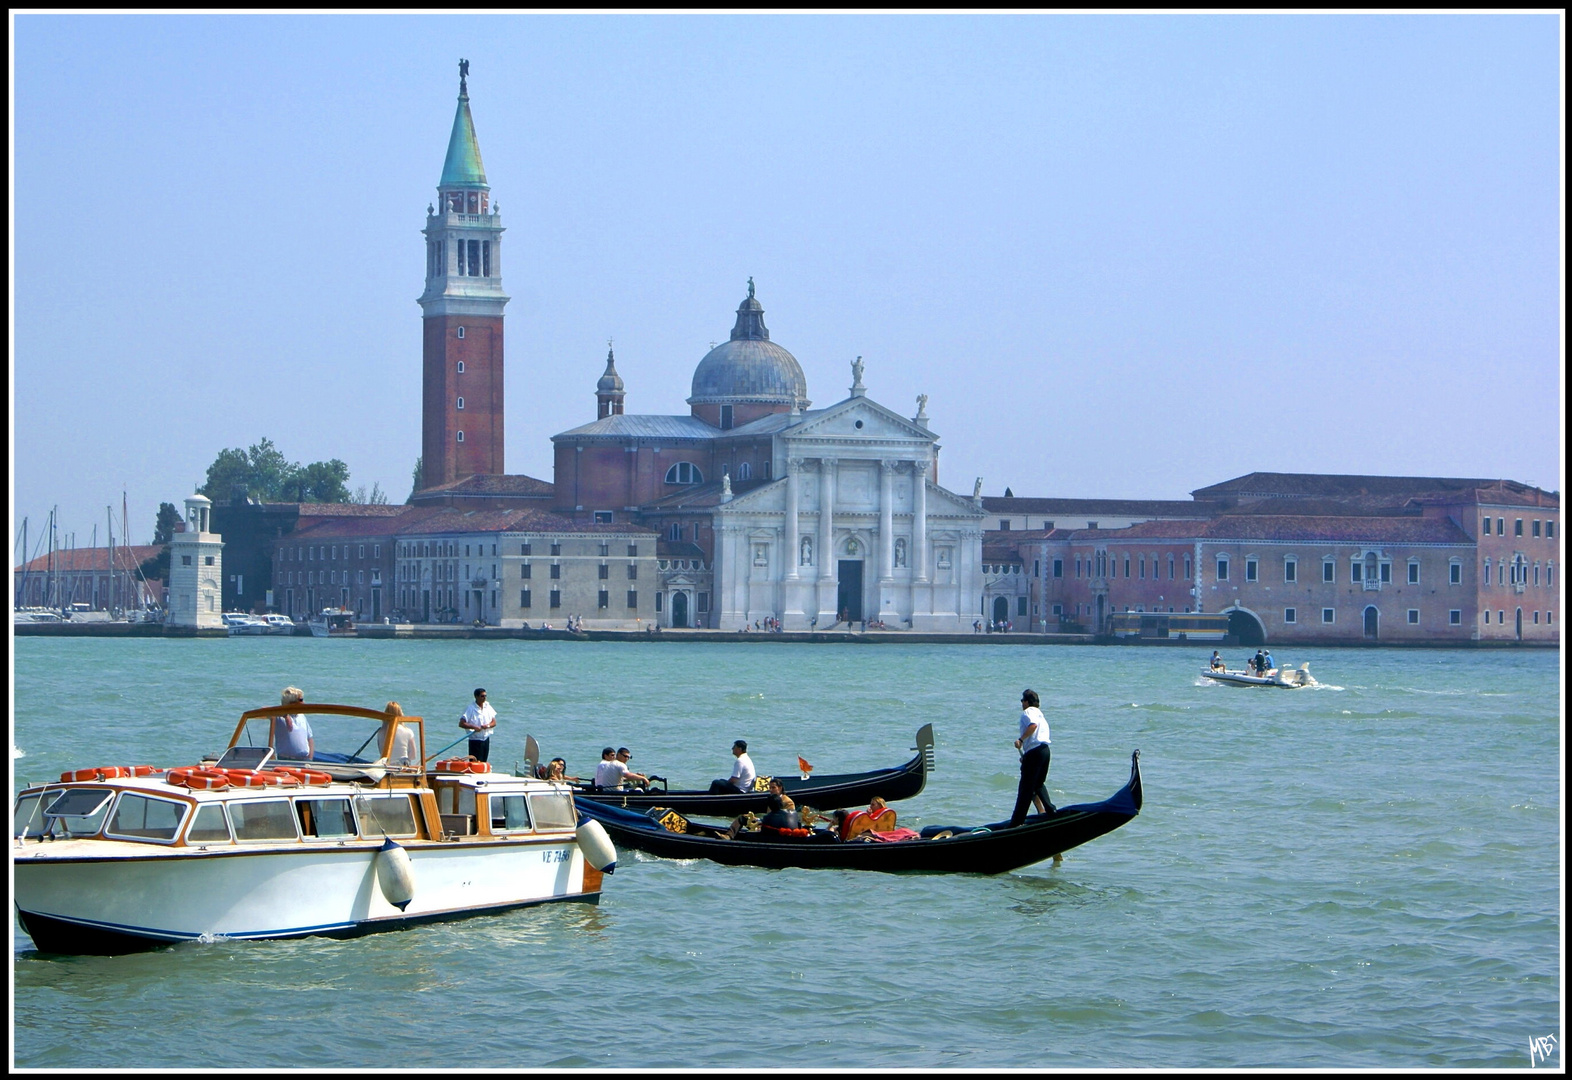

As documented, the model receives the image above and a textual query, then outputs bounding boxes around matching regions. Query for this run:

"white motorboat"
[223,612,268,636]
[259,613,296,635]
[1202,663,1315,689]
[13,703,617,955]
[307,608,356,638]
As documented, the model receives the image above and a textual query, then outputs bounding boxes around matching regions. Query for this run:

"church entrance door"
[672,591,690,628]
[1363,605,1379,639]
[992,596,1009,628]
[837,560,864,623]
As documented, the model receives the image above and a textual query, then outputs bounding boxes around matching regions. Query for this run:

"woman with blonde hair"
[381,701,420,767]
[274,686,314,760]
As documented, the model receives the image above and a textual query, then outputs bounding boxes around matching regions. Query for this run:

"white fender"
[375,837,415,910]
[575,819,617,875]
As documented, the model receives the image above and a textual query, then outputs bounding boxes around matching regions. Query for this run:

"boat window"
[229,800,301,842]
[528,792,576,832]
[42,788,115,836]
[13,793,45,838]
[488,793,532,833]
[435,784,477,817]
[297,797,357,839]
[186,803,232,844]
[106,794,187,843]
[355,794,418,838]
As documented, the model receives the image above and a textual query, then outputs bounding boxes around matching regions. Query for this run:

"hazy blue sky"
[12,13,1562,550]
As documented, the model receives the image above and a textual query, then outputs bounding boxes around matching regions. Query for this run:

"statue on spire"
[459,58,470,94]
[747,276,755,300]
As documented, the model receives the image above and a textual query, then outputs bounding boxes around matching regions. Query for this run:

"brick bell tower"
[419,59,509,489]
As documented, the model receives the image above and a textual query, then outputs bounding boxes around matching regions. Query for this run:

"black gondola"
[530,725,934,817]
[575,750,1142,875]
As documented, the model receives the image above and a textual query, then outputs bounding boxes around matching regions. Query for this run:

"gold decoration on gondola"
[652,807,689,834]
[752,775,773,792]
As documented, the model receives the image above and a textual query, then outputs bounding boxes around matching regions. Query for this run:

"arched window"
[456,361,465,374]
[456,326,465,339]
[456,397,465,410]
[669,523,682,541]
[664,462,703,485]
[456,431,465,443]
[737,462,751,480]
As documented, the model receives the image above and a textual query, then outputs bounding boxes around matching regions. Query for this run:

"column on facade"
[818,458,836,580]
[879,461,897,582]
[913,459,929,582]
[783,459,801,581]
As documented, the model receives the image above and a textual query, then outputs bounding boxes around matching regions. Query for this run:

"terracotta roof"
[287,505,655,540]
[411,474,554,497]
[1218,495,1424,517]
[1063,515,1474,545]
[14,545,163,574]
[285,502,410,517]
[1191,472,1545,501]
[982,497,1212,517]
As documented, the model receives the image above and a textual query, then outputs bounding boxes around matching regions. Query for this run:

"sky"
[11,13,1563,552]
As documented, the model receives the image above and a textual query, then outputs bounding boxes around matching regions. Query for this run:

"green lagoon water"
[10,638,1562,1069]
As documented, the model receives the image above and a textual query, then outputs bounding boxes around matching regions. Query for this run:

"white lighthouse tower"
[167,493,224,629]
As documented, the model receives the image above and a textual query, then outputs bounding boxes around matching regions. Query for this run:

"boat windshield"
[233,713,409,765]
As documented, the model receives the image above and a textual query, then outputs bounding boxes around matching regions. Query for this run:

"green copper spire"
[440,59,488,189]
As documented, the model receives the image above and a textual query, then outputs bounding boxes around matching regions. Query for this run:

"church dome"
[688,286,810,409]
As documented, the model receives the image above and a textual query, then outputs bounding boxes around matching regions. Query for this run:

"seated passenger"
[866,796,897,833]
[1210,650,1225,671]
[381,702,420,767]
[759,795,802,833]
[833,808,874,841]
[593,747,647,790]
[708,740,755,794]
[543,758,580,783]
[273,686,314,760]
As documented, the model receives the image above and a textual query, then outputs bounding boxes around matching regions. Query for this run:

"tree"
[352,482,390,505]
[407,456,424,503]
[152,502,181,545]
[197,439,356,504]
[285,459,351,504]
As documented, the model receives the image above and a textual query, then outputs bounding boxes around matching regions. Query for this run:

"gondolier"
[1011,689,1054,827]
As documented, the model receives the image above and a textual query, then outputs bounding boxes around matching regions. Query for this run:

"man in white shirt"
[594,746,647,790]
[459,688,497,764]
[709,739,756,794]
[1010,688,1055,826]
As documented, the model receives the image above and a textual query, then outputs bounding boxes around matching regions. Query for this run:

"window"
[1322,559,1335,583]
[1481,516,1491,535]
[697,592,709,612]
[999,520,1011,531]
[456,431,464,443]
[665,462,703,485]
[1183,555,1192,579]
[594,511,613,524]
[1052,558,1063,579]
[457,326,465,339]
[489,794,532,834]
[550,542,561,556]
[1087,522,1098,530]
[520,588,531,608]
[719,405,733,430]
[182,555,193,566]
[1017,596,1028,617]
[106,794,186,842]
[1533,520,1541,537]
[1514,519,1523,536]
[1168,554,1175,580]
[521,563,531,579]
[1245,558,1258,582]
[1380,562,1391,584]
[1547,521,1556,539]
[655,593,663,612]
[1351,561,1363,583]
[456,397,464,410]
[529,792,577,832]
[550,589,561,608]
[186,803,231,844]
[1216,557,1229,581]
[627,564,637,580]
[1322,608,1335,624]
[1497,518,1505,534]
[1284,558,1297,583]
[521,542,532,556]
[1408,560,1420,585]
[1499,609,1505,623]
[598,564,609,580]
[627,543,638,557]
[550,563,561,579]
[598,589,609,608]
[1124,557,1131,578]
[1138,556,1145,579]
[1407,609,1419,625]
[1449,609,1461,625]
[297,798,356,839]
[738,462,752,481]
[627,590,638,608]
[1533,611,1539,624]
[354,795,418,838]
[1284,607,1296,624]
[1483,609,1491,624]
[456,361,464,374]
[229,800,299,842]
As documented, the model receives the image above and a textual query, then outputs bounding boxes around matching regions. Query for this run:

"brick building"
[13,545,163,612]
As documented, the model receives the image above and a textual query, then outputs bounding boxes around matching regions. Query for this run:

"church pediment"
[785,396,935,445]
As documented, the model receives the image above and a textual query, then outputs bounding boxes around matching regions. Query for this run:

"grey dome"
[597,347,624,393]
[688,291,810,408]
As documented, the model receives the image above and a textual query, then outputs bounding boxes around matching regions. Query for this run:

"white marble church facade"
[711,369,983,631]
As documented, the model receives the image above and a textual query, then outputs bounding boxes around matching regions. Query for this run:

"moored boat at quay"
[540,724,935,817]
[307,608,356,637]
[12,703,617,955]
[577,750,1142,874]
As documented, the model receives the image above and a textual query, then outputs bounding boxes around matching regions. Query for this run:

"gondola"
[576,750,1141,875]
[528,725,934,817]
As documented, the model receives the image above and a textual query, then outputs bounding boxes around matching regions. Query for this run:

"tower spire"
[441,60,487,190]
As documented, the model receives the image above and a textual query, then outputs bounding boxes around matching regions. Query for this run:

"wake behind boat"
[13,703,617,955]
[1203,663,1315,688]
[536,725,935,817]
[577,750,1141,875]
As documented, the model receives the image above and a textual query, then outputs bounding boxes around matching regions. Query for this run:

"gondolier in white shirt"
[709,739,756,794]
[1010,689,1055,827]
[459,688,497,764]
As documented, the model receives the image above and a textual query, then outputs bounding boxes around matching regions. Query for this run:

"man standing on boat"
[1010,689,1055,827]
[460,688,497,764]
[709,739,756,794]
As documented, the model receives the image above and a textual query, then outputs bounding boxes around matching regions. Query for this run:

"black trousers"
[1011,744,1053,826]
[469,739,491,763]
[709,779,745,794]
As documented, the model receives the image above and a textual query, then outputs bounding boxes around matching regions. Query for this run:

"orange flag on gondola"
[797,756,813,779]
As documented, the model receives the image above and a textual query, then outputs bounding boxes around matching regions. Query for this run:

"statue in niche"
[894,538,908,569]
[937,547,952,570]
[753,544,768,567]
[845,537,861,557]
[800,536,814,567]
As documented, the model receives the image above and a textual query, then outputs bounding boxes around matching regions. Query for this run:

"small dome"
[597,347,624,394]
[688,288,810,409]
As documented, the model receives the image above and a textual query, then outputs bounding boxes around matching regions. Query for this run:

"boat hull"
[575,724,934,816]
[1202,669,1309,688]
[14,837,598,955]
[582,750,1141,875]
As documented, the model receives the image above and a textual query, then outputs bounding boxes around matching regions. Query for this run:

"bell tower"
[418,60,509,489]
